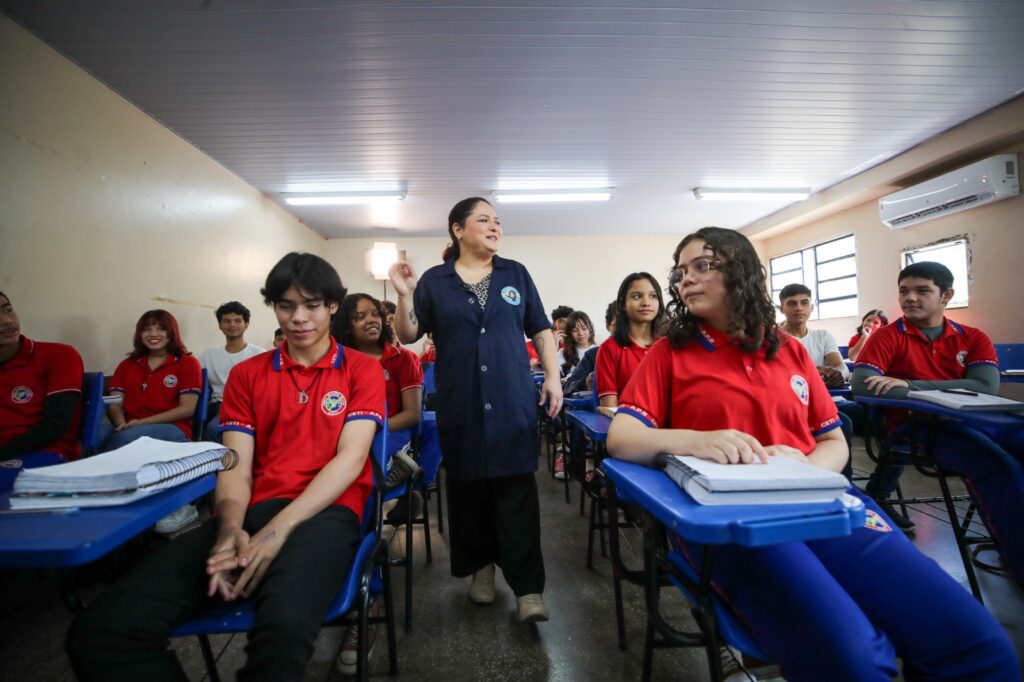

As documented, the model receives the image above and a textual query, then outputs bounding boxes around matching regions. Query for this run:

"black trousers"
[67,499,361,682]
[446,472,545,596]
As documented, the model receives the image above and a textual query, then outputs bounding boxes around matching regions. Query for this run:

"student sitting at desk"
[68,252,385,680]
[847,309,888,362]
[555,310,597,377]
[777,283,849,388]
[199,301,266,443]
[595,273,664,418]
[852,261,1024,583]
[607,228,1016,681]
[0,290,84,461]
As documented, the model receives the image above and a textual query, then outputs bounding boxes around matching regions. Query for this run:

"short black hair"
[274,328,284,338]
[381,299,396,314]
[778,283,813,303]
[551,305,574,322]
[261,252,347,307]
[899,261,954,292]
[215,301,251,323]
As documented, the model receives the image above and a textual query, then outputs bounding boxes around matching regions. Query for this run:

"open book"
[661,454,848,506]
[907,389,1024,412]
[10,437,236,509]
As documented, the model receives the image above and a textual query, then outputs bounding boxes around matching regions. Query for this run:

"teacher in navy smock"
[390,197,562,623]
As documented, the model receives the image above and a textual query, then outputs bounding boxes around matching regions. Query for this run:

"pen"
[940,388,977,396]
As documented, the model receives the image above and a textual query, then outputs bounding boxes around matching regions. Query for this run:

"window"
[769,234,858,320]
[902,238,969,309]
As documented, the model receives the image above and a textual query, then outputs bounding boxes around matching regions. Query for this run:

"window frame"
[901,237,970,310]
[769,233,858,321]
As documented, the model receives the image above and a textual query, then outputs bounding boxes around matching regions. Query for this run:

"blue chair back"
[838,345,849,359]
[192,369,211,441]
[995,343,1024,370]
[421,362,435,398]
[80,372,105,456]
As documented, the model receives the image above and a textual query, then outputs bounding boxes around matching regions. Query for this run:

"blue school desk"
[602,458,865,679]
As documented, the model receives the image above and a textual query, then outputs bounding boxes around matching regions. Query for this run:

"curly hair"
[666,227,780,360]
[331,294,394,350]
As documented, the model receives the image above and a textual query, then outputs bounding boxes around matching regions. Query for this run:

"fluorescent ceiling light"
[284,191,406,206]
[692,188,810,202]
[492,188,613,203]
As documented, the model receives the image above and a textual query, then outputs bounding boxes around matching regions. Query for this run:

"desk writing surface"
[602,459,864,547]
[855,395,1024,428]
[0,474,216,569]
[565,410,610,442]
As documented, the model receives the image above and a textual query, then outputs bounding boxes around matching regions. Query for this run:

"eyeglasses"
[670,257,721,285]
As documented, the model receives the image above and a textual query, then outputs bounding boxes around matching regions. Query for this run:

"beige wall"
[325,234,685,350]
[755,144,1024,345]
[0,17,324,372]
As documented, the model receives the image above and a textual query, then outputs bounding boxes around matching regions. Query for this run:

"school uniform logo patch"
[382,369,391,382]
[321,391,347,416]
[790,375,809,405]
[11,386,33,403]
[163,375,178,388]
[864,509,893,533]
[956,350,968,367]
[501,286,522,306]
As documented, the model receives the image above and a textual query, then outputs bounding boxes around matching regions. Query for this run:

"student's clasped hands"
[205,523,290,601]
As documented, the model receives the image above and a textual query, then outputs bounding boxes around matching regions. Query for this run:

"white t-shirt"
[790,328,849,379]
[199,343,267,402]
[556,344,597,376]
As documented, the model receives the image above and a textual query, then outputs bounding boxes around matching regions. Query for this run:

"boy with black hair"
[68,252,386,680]
[777,283,849,387]
[852,261,1023,581]
[273,327,284,348]
[199,301,265,442]
[0,291,84,461]
[550,304,575,348]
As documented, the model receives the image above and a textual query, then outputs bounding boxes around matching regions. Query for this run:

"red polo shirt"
[109,354,202,439]
[596,336,654,400]
[0,337,84,460]
[219,339,385,520]
[379,344,422,419]
[619,328,840,454]
[855,317,998,380]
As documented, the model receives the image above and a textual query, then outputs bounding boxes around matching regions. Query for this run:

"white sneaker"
[469,564,496,605]
[155,504,198,535]
[516,593,550,623]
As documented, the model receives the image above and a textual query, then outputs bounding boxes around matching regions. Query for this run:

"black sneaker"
[385,450,421,490]
[386,491,424,525]
[877,500,916,531]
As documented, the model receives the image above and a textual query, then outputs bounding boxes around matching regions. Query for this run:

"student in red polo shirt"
[853,261,1024,582]
[595,272,665,417]
[68,252,385,681]
[0,291,84,461]
[607,228,1016,681]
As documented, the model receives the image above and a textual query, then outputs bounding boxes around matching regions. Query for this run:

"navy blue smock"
[413,255,550,481]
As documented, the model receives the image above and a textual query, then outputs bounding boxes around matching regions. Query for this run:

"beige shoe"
[516,593,550,623]
[469,564,496,605]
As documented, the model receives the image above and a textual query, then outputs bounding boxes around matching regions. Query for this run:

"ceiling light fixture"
[284,191,406,206]
[492,188,614,203]
[692,188,810,202]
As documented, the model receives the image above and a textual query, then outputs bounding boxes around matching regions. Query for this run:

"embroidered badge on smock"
[501,286,522,306]
[11,386,33,403]
[163,375,178,388]
[321,391,347,416]
[864,509,893,533]
[956,350,968,366]
[383,369,391,382]
[790,374,809,405]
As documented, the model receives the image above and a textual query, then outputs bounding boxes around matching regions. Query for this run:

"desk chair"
[382,426,425,634]
[170,425,398,682]
[418,362,443,530]
[80,372,106,457]
[191,369,212,442]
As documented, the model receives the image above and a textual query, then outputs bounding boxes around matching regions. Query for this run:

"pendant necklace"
[286,367,321,404]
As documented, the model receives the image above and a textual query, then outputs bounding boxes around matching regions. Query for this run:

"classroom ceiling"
[4,1,1024,238]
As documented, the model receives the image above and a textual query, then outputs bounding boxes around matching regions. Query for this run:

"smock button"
[480,327,486,334]
[468,297,475,304]
[481,365,488,372]
[484,403,492,410]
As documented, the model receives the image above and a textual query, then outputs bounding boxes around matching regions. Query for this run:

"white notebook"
[663,454,848,506]
[907,389,1024,412]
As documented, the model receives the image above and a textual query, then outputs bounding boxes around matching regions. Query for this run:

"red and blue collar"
[273,337,344,371]
[2,336,34,368]
[896,316,964,341]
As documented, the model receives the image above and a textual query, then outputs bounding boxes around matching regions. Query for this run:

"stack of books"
[10,437,236,510]
[662,454,848,505]
[907,389,1024,412]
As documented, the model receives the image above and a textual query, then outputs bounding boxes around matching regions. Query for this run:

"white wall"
[325,233,685,350]
[0,17,325,372]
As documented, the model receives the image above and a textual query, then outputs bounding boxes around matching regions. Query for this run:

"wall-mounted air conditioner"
[879,154,1019,229]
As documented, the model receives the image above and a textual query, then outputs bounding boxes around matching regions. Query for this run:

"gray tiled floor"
[1,440,1022,680]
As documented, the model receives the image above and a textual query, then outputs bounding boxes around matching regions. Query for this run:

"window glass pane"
[770,252,802,274]
[772,273,802,293]
[818,297,859,320]
[903,239,969,308]
[818,276,858,300]
[803,248,819,319]
[815,234,856,262]
[817,256,857,281]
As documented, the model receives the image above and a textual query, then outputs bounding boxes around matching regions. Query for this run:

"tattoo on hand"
[256,530,276,545]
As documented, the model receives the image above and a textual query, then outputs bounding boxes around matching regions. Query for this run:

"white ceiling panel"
[4,0,1023,237]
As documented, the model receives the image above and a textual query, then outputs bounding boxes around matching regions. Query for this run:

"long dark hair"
[666,227,781,360]
[855,309,889,335]
[130,309,189,360]
[612,273,665,348]
[332,294,394,350]
[442,197,491,262]
[562,310,596,370]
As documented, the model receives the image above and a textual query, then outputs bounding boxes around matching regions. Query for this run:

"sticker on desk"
[863,509,893,533]
[1,459,22,469]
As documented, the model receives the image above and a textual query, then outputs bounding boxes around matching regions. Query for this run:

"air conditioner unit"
[879,154,1019,229]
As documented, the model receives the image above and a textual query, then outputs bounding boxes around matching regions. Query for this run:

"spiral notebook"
[9,437,237,509]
